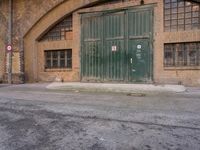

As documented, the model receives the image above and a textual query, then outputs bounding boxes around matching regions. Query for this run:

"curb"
[46,82,186,94]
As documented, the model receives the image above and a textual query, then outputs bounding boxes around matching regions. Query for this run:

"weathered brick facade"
[0,0,200,86]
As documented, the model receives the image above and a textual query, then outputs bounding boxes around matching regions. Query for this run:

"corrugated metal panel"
[81,15,103,81]
[127,9,153,82]
[104,12,125,81]
[128,9,152,37]
[81,7,153,82]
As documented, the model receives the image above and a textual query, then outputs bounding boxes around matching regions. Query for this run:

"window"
[164,42,200,67]
[164,0,200,31]
[40,15,72,41]
[45,49,72,69]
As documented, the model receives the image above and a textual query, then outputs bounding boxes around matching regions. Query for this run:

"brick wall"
[0,0,65,83]
[0,0,8,82]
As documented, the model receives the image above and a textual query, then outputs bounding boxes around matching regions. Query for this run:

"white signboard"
[112,46,117,52]
[137,45,142,49]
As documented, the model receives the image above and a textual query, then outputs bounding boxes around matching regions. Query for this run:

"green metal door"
[81,14,103,81]
[104,12,125,81]
[127,9,153,82]
[129,39,150,82]
[81,7,153,83]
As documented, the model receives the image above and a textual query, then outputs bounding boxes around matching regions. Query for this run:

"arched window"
[39,15,72,41]
[164,0,200,31]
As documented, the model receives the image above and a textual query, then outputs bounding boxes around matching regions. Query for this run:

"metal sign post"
[7,0,13,84]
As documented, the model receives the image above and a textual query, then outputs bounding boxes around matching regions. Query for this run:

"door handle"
[130,58,133,64]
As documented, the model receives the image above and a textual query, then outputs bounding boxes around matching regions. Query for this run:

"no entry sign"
[6,45,12,52]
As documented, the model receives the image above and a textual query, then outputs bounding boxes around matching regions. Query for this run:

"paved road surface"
[0,84,200,150]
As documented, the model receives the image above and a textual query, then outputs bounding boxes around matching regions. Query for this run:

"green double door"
[81,8,153,83]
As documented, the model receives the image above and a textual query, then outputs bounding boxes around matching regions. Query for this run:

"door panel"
[81,8,153,83]
[128,9,152,37]
[81,15,103,81]
[129,39,150,82]
[104,12,125,81]
[127,9,153,82]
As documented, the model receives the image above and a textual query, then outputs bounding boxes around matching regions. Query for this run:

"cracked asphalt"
[0,83,200,150]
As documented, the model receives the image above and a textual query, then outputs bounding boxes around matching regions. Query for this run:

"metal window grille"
[164,0,200,32]
[164,42,200,67]
[39,15,72,41]
[45,49,72,69]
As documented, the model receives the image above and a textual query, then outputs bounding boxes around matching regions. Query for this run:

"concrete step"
[46,82,186,94]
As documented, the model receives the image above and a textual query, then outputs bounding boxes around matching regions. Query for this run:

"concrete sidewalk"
[46,82,186,94]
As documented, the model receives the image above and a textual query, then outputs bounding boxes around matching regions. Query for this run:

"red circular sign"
[6,45,12,51]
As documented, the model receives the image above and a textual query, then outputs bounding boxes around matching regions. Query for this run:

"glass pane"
[185,18,191,24]
[165,3,171,9]
[185,2,192,7]
[185,12,191,18]
[192,11,199,17]
[67,59,72,68]
[67,50,72,59]
[165,20,171,26]
[171,14,177,19]
[178,13,184,19]
[171,20,177,25]
[165,26,170,31]
[178,25,184,31]
[53,60,58,68]
[165,9,171,15]
[164,44,175,66]
[53,51,58,59]
[172,8,177,13]
[177,51,185,66]
[185,6,192,12]
[165,0,170,3]
[60,60,65,68]
[185,24,191,30]
[60,51,65,59]
[171,25,177,31]
[188,44,197,66]
[171,0,177,3]
[192,24,199,29]
[178,19,184,25]
[178,1,184,7]
[192,18,199,24]
[46,52,51,58]
[165,15,171,20]
[46,60,51,68]
[192,5,199,11]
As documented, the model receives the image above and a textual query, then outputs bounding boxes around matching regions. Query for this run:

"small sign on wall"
[112,46,117,52]
[137,45,142,49]
[6,45,12,52]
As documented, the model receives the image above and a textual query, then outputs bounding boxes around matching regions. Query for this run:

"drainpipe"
[8,0,13,84]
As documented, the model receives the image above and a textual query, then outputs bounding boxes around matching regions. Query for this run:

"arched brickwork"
[24,0,100,82]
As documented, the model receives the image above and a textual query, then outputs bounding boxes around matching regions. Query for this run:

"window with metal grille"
[45,49,72,69]
[164,0,200,31]
[39,15,72,41]
[164,42,200,67]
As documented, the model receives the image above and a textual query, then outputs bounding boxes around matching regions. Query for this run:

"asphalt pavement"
[0,83,200,150]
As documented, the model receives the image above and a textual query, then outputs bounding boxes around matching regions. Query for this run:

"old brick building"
[0,0,200,85]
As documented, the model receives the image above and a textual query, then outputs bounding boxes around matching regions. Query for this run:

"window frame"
[164,0,200,32]
[44,49,72,70]
[39,15,73,42]
[164,42,200,69]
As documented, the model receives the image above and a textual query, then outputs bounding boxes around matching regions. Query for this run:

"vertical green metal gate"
[81,7,153,83]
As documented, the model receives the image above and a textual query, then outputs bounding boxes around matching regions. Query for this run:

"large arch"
[24,0,100,82]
